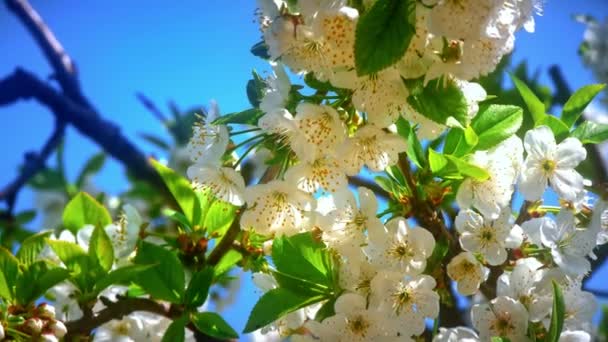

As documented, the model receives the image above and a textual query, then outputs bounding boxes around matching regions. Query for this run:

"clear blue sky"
[1,1,607,338]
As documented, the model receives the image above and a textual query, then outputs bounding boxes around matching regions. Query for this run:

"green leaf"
[151,159,201,227]
[314,297,337,322]
[133,241,185,303]
[89,225,114,273]
[471,104,523,150]
[94,264,156,293]
[15,210,36,224]
[0,247,19,300]
[17,231,52,266]
[184,268,214,309]
[47,240,98,291]
[76,153,106,188]
[16,261,70,305]
[202,200,238,235]
[561,84,606,127]
[247,70,266,108]
[547,281,565,342]
[28,168,65,190]
[212,108,265,126]
[490,337,511,342]
[571,121,608,144]
[140,133,171,151]
[243,288,325,333]
[445,155,490,181]
[214,249,243,277]
[539,115,570,141]
[428,149,448,173]
[250,41,270,59]
[406,77,469,127]
[162,315,189,342]
[162,208,193,231]
[191,312,239,340]
[272,233,332,287]
[510,74,546,124]
[354,0,415,75]
[62,192,112,235]
[396,117,426,168]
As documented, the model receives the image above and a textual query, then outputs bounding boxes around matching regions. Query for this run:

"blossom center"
[541,159,556,174]
[348,315,370,336]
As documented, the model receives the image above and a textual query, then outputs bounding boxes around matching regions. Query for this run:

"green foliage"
[511,74,547,124]
[396,117,427,168]
[443,127,476,157]
[429,149,448,174]
[214,249,243,277]
[244,288,326,333]
[561,84,606,127]
[47,240,101,291]
[191,312,239,340]
[89,225,114,273]
[538,115,570,140]
[445,155,490,181]
[16,231,52,266]
[151,159,202,227]
[406,77,469,127]
[471,104,523,150]
[571,121,608,144]
[15,262,69,305]
[250,41,270,60]
[76,152,106,188]
[62,192,112,235]
[212,108,265,126]
[94,264,156,293]
[547,281,565,342]
[0,247,19,300]
[162,315,189,342]
[184,268,214,309]
[133,241,185,303]
[354,0,415,75]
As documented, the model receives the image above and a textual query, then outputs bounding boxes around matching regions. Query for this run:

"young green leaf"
[212,108,265,126]
[47,240,98,291]
[151,159,201,226]
[547,281,565,342]
[250,41,270,59]
[214,249,243,277]
[89,225,114,273]
[191,312,239,340]
[162,315,189,342]
[243,287,326,333]
[94,264,156,293]
[510,74,546,124]
[133,241,185,303]
[445,155,490,181]
[561,84,606,127]
[314,297,337,322]
[184,268,214,309]
[272,233,332,287]
[571,121,608,144]
[406,78,469,127]
[15,261,70,305]
[202,200,238,235]
[396,117,427,168]
[354,0,415,75]
[471,104,523,150]
[539,115,570,141]
[0,247,19,300]
[247,70,266,108]
[62,192,112,235]
[428,149,448,173]
[16,231,53,266]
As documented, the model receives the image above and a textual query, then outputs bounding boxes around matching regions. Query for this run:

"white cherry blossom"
[433,327,479,342]
[447,252,489,296]
[187,164,246,206]
[471,296,529,342]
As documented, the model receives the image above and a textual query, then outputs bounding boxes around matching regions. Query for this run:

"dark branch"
[0,68,168,195]
[136,92,168,123]
[0,119,65,211]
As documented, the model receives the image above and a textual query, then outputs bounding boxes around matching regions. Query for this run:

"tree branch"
[0,68,168,197]
[0,119,65,211]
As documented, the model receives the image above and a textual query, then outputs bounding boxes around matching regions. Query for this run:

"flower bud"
[37,303,56,319]
[25,317,44,334]
[40,333,59,342]
[50,321,67,338]
[262,240,273,256]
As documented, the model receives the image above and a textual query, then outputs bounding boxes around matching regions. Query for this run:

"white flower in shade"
[455,209,523,265]
[108,204,142,259]
[446,252,489,296]
[471,296,529,342]
[338,258,379,298]
[306,293,396,342]
[559,330,591,342]
[337,125,407,175]
[241,180,314,236]
[187,164,246,206]
[49,321,67,339]
[433,327,479,342]
[590,198,608,245]
[520,217,546,246]
[370,271,440,336]
[293,102,346,162]
[321,187,384,259]
[563,289,597,332]
[457,136,522,219]
[458,80,487,121]
[331,68,409,128]
[367,217,435,275]
[47,282,83,321]
[285,156,347,194]
[519,126,587,202]
[539,210,596,276]
[496,258,557,322]
[0,324,4,340]
[93,315,147,342]
[260,62,291,114]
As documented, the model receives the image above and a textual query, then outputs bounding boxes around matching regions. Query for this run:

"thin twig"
[0,119,65,211]
[136,92,168,123]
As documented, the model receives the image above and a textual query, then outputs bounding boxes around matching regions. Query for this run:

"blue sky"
[1,0,608,338]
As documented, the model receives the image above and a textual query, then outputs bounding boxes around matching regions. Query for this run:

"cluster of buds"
[4,303,66,341]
